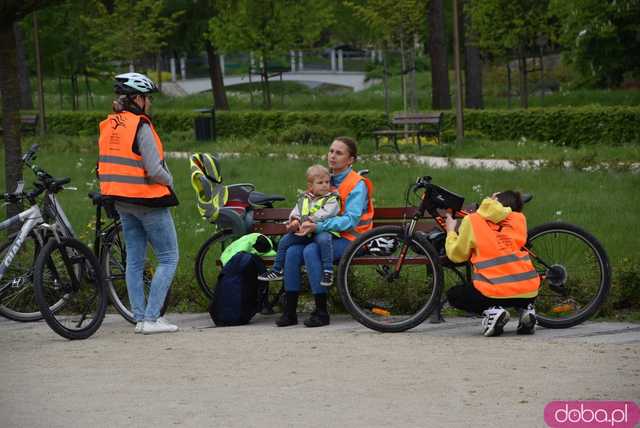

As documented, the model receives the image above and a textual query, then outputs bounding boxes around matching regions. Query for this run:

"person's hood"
[476,198,512,223]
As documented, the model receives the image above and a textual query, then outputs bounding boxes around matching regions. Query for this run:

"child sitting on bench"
[259,164,339,287]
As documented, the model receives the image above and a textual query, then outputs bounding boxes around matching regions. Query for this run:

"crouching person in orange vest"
[444,191,540,337]
[98,73,180,335]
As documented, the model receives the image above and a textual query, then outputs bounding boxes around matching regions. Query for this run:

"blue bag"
[208,251,267,326]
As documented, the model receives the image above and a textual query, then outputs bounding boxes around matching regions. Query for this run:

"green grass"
[32,72,640,113]
[1,141,639,312]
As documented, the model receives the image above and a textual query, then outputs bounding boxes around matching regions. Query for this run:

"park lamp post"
[452,0,464,143]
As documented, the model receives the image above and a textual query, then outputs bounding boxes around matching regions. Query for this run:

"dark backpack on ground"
[208,251,267,326]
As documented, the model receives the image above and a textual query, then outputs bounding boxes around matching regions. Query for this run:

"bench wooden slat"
[253,208,291,220]
[253,206,420,220]
[251,221,436,236]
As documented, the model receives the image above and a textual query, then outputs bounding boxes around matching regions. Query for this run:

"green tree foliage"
[22,1,105,110]
[551,0,640,88]
[208,0,335,109]
[468,0,556,108]
[346,0,428,112]
[86,0,182,70]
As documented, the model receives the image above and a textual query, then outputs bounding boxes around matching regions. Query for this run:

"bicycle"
[89,192,167,324]
[336,175,611,333]
[0,144,163,325]
[0,162,107,340]
[194,182,286,302]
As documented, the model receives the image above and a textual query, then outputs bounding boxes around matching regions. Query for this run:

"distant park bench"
[0,114,39,135]
[372,112,444,152]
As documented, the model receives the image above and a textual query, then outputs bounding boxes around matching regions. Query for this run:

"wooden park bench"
[249,206,441,266]
[371,112,444,152]
[0,114,39,135]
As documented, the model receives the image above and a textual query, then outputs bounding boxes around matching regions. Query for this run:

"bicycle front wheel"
[195,229,239,300]
[337,225,444,333]
[33,238,108,340]
[101,224,169,324]
[0,232,67,322]
[527,222,611,329]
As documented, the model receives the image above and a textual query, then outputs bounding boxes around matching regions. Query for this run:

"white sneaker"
[481,306,510,337]
[134,322,143,334]
[517,304,536,335]
[142,317,179,335]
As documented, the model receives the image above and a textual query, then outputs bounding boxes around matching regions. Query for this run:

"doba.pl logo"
[544,401,640,427]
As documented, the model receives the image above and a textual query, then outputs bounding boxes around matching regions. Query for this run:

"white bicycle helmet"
[114,72,158,95]
[368,237,398,256]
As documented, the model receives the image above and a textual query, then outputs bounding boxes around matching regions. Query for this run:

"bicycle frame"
[0,205,44,283]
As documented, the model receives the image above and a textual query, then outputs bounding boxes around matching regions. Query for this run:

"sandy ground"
[1,313,638,428]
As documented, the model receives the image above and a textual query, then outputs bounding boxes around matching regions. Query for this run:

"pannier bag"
[208,251,267,326]
[190,152,228,222]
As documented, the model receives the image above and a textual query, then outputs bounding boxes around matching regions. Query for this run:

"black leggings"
[446,284,535,315]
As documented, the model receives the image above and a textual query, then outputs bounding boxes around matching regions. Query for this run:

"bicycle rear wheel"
[527,222,611,329]
[195,229,239,300]
[101,224,169,324]
[0,233,67,322]
[337,225,444,333]
[33,238,108,340]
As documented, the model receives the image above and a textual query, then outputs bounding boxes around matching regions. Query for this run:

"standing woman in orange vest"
[444,191,539,337]
[98,73,180,335]
[276,137,374,328]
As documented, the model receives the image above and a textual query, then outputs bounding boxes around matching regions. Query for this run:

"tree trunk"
[14,22,33,110]
[0,23,24,218]
[58,76,63,109]
[70,74,78,111]
[382,48,390,120]
[400,39,407,113]
[506,62,512,109]
[519,52,528,109]
[428,0,451,109]
[156,52,162,91]
[205,40,229,111]
[408,44,418,112]
[260,54,271,110]
[462,0,483,109]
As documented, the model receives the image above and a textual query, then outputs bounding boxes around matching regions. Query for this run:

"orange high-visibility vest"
[337,170,374,241]
[468,212,540,299]
[98,111,171,201]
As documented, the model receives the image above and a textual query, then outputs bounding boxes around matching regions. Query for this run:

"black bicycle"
[337,176,611,333]
[194,183,285,302]
[89,192,168,324]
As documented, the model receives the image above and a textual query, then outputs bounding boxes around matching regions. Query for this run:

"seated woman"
[276,137,374,328]
[444,191,539,337]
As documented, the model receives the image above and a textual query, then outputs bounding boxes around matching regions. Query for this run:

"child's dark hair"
[334,136,358,161]
[496,190,524,212]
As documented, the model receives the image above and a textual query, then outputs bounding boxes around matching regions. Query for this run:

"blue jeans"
[119,208,179,322]
[273,232,333,273]
[283,237,351,294]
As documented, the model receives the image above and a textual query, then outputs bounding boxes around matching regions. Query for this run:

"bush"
[276,124,353,145]
[17,107,640,147]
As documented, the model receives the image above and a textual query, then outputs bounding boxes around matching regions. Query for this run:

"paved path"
[1,313,638,427]
[171,71,375,94]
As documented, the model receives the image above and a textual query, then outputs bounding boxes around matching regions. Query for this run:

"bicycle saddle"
[248,191,286,207]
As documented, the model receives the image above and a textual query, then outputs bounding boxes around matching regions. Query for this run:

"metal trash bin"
[193,108,215,141]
